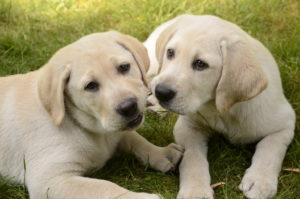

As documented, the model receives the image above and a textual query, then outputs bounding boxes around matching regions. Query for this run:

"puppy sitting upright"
[146,15,295,199]
[0,31,183,199]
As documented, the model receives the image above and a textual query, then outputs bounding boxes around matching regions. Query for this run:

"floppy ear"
[109,31,150,86]
[38,64,71,126]
[155,24,177,73]
[216,38,268,113]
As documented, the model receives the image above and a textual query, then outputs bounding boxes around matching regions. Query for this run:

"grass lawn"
[0,0,299,198]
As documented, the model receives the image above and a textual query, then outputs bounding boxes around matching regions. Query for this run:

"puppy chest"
[194,110,264,144]
[83,134,121,169]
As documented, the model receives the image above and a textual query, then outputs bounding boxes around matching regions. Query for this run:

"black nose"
[155,84,176,102]
[116,98,138,117]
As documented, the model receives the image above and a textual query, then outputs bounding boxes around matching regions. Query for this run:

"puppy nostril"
[155,84,176,102]
[116,98,138,117]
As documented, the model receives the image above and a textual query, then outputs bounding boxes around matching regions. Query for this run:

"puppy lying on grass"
[145,15,295,199]
[0,31,183,199]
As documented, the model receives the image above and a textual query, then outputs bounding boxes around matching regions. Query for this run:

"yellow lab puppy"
[0,31,183,199]
[145,15,295,199]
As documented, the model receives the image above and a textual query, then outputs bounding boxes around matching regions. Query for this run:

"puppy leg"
[120,131,184,173]
[239,128,294,199]
[28,175,161,199]
[174,117,214,199]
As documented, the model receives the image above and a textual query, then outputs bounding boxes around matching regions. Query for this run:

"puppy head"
[151,15,268,115]
[38,31,150,133]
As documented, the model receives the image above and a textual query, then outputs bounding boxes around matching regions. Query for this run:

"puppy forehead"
[50,35,132,66]
[77,45,131,63]
[169,31,219,55]
[75,38,130,57]
[179,15,238,33]
[164,30,222,68]
[169,15,240,47]
[73,49,132,76]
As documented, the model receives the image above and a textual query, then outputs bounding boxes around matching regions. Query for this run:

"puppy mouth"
[158,102,172,113]
[126,113,143,128]
[159,101,186,115]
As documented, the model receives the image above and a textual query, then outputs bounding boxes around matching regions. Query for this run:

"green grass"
[0,0,299,198]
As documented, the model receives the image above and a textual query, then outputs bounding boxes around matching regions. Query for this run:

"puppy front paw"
[239,169,277,199]
[177,185,214,199]
[150,143,184,173]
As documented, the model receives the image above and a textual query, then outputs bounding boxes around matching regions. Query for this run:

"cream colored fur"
[0,31,184,199]
[145,15,295,199]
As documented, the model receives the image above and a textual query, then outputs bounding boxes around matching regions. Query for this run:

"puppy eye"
[84,81,99,92]
[167,49,175,59]
[192,59,209,71]
[118,64,130,74]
